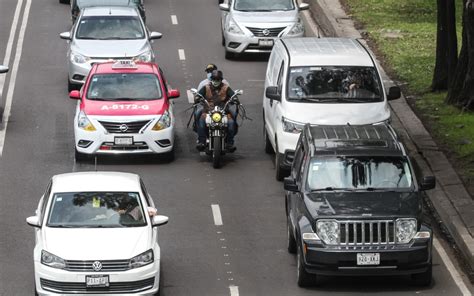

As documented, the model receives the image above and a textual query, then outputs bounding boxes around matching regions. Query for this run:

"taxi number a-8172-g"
[101,104,150,110]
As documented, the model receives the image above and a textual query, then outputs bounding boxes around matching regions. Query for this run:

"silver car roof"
[82,6,139,17]
[281,38,375,67]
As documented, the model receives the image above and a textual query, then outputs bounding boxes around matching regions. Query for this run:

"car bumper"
[225,32,304,54]
[68,61,92,85]
[35,260,160,295]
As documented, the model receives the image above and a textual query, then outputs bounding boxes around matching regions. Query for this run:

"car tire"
[297,246,317,287]
[221,34,225,47]
[59,0,69,4]
[275,141,288,181]
[75,149,89,162]
[287,217,297,254]
[68,79,79,92]
[411,263,432,286]
[263,120,274,154]
[164,148,175,162]
[225,49,234,60]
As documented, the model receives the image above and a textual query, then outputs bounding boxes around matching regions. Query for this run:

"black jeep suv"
[284,123,436,287]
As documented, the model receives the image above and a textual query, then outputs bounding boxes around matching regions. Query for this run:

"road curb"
[301,0,474,272]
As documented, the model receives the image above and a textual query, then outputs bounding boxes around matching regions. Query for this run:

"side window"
[292,135,305,180]
[277,61,285,93]
[140,179,153,207]
[39,180,52,223]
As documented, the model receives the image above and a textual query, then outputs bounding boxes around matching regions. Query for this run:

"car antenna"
[109,8,112,15]
[94,156,98,171]
[347,122,351,126]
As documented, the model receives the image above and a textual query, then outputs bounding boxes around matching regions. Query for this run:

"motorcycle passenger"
[195,70,238,152]
[197,64,229,91]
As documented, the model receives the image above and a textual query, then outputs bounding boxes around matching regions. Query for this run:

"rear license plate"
[86,275,109,287]
[259,39,274,47]
[114,137,133,145]
[357,253,380,265]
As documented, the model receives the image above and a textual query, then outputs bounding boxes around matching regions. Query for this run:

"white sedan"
[27,171,168,295]
[0,65,8,73]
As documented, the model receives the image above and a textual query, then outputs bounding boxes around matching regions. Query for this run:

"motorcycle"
[190,88,244,168]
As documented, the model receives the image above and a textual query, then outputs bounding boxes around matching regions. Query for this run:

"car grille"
[246,26,286,37]
[40,277,155,293]
[65,259,130,272]
[99,120,151,134]
[339,220,395,246]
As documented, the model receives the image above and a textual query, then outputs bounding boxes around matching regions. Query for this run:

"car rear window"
[76,15,144,40]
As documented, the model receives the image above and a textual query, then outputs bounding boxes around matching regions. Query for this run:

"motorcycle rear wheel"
[212,137,222,168]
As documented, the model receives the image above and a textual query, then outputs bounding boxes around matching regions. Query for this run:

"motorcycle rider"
[195,70,238,152]
[198,63,229,91]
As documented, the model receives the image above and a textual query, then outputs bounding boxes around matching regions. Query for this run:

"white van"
[263,37,401,180]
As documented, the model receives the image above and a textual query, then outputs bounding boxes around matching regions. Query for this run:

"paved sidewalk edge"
[301,0,474,272]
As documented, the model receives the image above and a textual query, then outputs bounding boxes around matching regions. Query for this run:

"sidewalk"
[300,0,474,272]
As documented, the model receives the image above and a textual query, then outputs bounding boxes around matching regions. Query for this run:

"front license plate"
[86,275,109,287]
[259,39,274,47]
[114,137,133,145]
[357,253,380,265]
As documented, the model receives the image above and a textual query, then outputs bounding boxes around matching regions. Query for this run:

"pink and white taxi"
[70,61,180,161]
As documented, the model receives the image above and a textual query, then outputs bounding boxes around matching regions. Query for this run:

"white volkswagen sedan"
[27,171,168,295]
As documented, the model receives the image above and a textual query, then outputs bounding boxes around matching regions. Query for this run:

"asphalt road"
[0,0,472,295]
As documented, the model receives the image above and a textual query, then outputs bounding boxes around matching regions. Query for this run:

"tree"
[432,0,458,91]
[446,0,474,110]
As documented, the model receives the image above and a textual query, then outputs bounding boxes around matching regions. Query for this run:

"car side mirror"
[420,176,436,191]
[298,3,310,10]
[168,89,180,99]
[152,215,169,227]
[26,216,41,228]
[284,177,299,192]
[265,86,281,101]
[219,3,230,11]
[59,32,71,40]
[149,32,163,40]
[0,65,8,74]
[69,90,81,100]
[387,86,401,101]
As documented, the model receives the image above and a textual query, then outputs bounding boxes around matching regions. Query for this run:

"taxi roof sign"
[112,60,138,69]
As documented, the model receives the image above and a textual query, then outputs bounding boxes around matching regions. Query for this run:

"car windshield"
[77,0,139,9]
[234,0,294,11]
[87,73,162,100]
[47,192,147,228]
[76,16,144,40]
[307,156,413,191]
[287,66,383,103]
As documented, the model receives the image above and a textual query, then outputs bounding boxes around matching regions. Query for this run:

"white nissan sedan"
[27,172,168,295]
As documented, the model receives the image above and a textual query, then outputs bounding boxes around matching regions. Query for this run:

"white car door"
[266,58,285,150]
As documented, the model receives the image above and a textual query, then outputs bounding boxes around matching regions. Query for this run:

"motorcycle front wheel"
[212,137,222,168]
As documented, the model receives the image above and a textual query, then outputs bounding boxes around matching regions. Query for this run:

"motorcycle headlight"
[41,250,66,269]
[152,111,171,131]
[136,50,153,62]
[129,249,154,269]
[316,220,339,245]
[77,111,96,131]
[70,51,89,64]
[282,117,304,133]
[396,218,417,244]
[211,112,222,123]
[287,19,304,36]
[227,18,244,35]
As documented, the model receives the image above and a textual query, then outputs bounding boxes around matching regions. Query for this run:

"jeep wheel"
[297,247,317,287]
[287,217,297,254]
[411,263,432,286]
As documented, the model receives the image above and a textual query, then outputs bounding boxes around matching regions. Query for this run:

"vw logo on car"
[92,261,103,271]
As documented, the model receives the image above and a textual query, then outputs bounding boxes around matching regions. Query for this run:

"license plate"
[259,39,274,47]
[114,137,133,145]
[86,275,109,287]
[357,253,380,265]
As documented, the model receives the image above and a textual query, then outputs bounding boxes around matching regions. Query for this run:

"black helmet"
[205,63,218,73]
[210,70,224,81]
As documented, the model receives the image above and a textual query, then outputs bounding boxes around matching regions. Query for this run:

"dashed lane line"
[211,204,223,226]
[229,285,239,296]
[178,49,186,61]
[171,15,178,25]
[187,90,194,104]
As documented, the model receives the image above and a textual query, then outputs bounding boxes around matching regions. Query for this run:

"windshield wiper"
[109,98,137,101]
[311,187,354,192]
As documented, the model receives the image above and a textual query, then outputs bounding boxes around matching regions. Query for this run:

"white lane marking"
[187,90,194,104]
[434,238,472,296]
[229,285,239,296]
[0,0,24,99]
[171,15,178,25]
[178,49,186,61]
[211,204,223,226]
[0,0,32,156]
[247,79,265,82]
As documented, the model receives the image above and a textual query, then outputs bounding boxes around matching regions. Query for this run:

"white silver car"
[0,65,8,73]
[27,171,169,295]
[219,0,308,59]
[60,6,162,91]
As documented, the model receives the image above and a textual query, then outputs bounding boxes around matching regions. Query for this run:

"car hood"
[71,39,150,58]
[42,227,151,260]
[232,10,298,25]
[305,191,419,218]
[82,99,168,116]
[283,101,390,125]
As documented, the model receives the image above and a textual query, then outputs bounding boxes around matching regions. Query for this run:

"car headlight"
[227,18,244,35]
[211,112,222,123]
[129,249,154,269]
[316,220,339,245]
[41,250,66,269]
[287,19,304,36]
[282,117,304,133]
[396,218,417,244]
[152,111,171,131]
[77,111,96,131]
[136,50,153,62]
[70,51,89,64]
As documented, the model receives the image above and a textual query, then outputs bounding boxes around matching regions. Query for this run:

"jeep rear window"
[287,66,383,103]
[307,156,413,190]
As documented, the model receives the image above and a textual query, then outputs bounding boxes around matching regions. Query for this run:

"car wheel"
[75,149,89,162]
[411,263,432,286]
[275,141,288,181]
[225,49,234,60]
[164,148,175,162]
[68,79,79,92]
[263,120,274,154]
[287,216,297,254]
[297,246,317,287]
[59,0,69,4]
[221,34,225,47]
